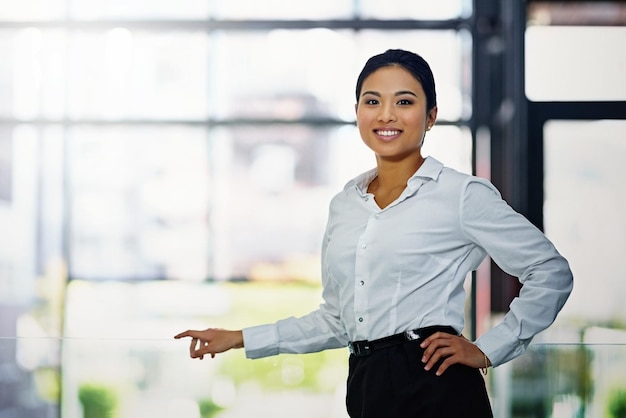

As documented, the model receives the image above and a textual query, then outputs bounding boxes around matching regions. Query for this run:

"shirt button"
[358,317,364,323]
[364,197,369,201]
[361,244,367,249]
[359,281,365,286]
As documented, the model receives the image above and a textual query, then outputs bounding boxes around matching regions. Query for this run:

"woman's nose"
[377,104,397,122]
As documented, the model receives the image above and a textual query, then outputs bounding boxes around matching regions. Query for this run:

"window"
[526,26,626,101]
[0,22,474,281]
[0,2,475,417]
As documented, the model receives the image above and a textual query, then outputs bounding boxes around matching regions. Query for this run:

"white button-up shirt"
[243,157,573,367]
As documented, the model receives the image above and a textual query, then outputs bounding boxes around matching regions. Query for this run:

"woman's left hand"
[420,333,488,376]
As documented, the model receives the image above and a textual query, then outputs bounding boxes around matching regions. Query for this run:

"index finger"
[174,330,199,339]
[420,331,453,348]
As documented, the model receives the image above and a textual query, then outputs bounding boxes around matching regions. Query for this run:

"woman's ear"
[426,106,438,130]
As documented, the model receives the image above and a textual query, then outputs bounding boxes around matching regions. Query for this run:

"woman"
[175,49,573,417]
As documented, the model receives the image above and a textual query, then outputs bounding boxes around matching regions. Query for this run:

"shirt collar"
[346,156,444,196]
[407,156,443,186]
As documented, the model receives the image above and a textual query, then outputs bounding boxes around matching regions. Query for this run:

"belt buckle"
[404,329,421,341]
[349,340,372,356]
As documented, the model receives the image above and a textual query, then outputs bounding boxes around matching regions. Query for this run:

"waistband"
[348,325,457,357]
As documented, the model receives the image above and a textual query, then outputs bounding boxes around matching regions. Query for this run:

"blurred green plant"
[607,388,626,418]
[198,399,224,418]
[78,383,118,418]
[34,367,61,402]
[219,349,346,392]
[215,281,348,393]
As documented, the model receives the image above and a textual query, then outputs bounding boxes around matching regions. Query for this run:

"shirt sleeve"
[243,221,349,359]
[459,178,573,367]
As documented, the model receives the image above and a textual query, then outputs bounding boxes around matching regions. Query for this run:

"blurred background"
[0,0,625,417]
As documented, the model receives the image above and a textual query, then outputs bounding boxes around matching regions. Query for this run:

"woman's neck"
[372,154,425,190]
[367,154,425,208]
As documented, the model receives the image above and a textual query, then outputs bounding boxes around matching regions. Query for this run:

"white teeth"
[377,130,400,136]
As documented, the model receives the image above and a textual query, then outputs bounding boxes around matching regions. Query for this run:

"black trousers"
[346,337,493,418]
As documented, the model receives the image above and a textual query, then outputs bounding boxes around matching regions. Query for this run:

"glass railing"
[489,342,626,418]
[1,336,349,418]
[1,337,626,418]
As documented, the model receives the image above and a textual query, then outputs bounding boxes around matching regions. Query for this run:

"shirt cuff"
[242,324,280,359]
[474,323,531,367]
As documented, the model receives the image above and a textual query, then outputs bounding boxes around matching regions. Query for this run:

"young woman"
[175,49,573,417]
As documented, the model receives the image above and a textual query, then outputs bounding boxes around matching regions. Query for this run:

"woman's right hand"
[174,328,244,360]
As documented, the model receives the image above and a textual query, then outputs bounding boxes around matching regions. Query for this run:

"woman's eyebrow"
[395,90,418,97]
[361,91,380,97]
[360,90,418,97]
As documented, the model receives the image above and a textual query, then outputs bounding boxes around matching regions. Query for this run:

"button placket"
[354,202,377,337]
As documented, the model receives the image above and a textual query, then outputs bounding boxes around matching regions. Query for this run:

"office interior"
[1,1,625,417]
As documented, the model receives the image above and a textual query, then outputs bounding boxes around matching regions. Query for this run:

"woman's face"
[356,65,437,163]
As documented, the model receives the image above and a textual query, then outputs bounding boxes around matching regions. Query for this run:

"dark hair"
[355,49,437,111]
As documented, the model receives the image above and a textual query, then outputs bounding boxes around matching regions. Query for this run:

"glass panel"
[69,0,210,20]
[211,0,353,20]
[543,120,626,322]
[4,335,626,417]
[210,30,356,121]
[0,31,14,117]
[359,0,470,20]
[38,125,66,273]
[0,125,39,303]
[68,30,209,120]
[68,126,210,281]
[211,30,468,123]
[0,0,65,20]
[490,342,626,418]
[0,128,12,202]
[354,30,470,121]
[211,124,346,281]
[61,280,349,416]
[0,124,65,296]
[526,26,626,101]
[0,28,67,120]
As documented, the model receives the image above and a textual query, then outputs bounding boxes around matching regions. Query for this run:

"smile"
[375,130,401,137]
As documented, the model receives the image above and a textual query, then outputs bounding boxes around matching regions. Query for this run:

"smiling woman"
[176,49,573,418]
[356,66,436,164]
[353,51,440,210]
[355,64,437,209]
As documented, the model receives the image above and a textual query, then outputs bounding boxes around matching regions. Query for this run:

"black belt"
[348,325,457,357]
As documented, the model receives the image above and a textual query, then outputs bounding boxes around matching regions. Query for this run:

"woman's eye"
[365,99,379,105]
[397,99,413,105]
